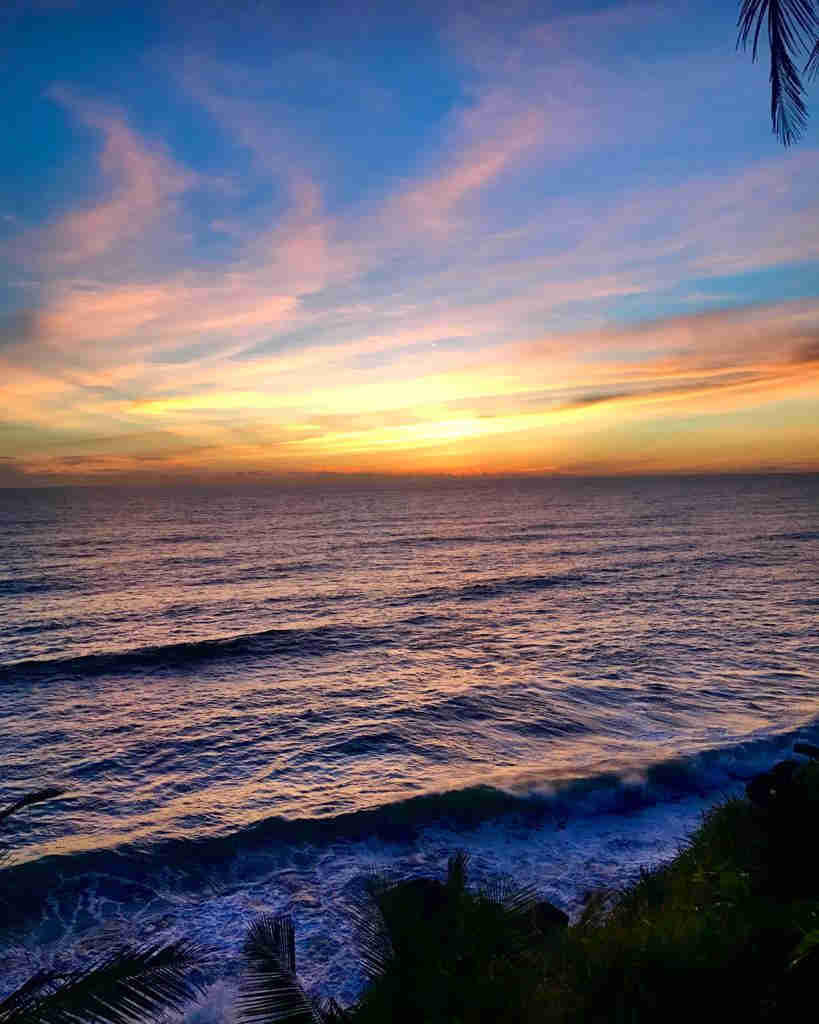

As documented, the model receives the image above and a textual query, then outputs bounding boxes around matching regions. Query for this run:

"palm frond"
[768,7,810,144]
[349,887,394,983]
[445,850,469,893]
[807,36,819,77]
[737,0,819,144]
[481,876,539,917]
[0,971,54,1023]
[2,942,203,1024]
[312,1000,350,1023]
[0,789,65,826]
[238,915,323,1024]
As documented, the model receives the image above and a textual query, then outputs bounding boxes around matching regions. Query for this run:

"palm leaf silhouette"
[1,788,66,889]
[1,787,203,1024]
[0,789,65,826]
[238,915,326,1024]
[737,0,819,144]
[807,36,819,75]
[0,972,54,1022]
[0,942,203,1024]
[349,889,394,985]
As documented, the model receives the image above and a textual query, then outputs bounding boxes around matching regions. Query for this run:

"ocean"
[1,474,818,1010]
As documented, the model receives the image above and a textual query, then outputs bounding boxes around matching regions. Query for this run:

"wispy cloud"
[1,2,818,483]
[4,298,817,482]
[37,88,197,267]
[387,95,545,233]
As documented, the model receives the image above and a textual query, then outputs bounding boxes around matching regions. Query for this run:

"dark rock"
[745,760,800,808]
[794,742,819,761]
[532,899,569,933]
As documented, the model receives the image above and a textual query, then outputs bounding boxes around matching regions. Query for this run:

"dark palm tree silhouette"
[238,915,349,1024]
[737,0,819,144]
[234,851,548,1024]
[0,789,204,1024]
[0,944,204,1024]
[3,794,561,1024]
[1,789,349,1024]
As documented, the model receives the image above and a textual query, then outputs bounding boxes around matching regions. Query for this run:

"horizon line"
[3,466,818,491]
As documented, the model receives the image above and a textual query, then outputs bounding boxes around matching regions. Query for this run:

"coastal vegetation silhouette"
[738,0,819,143]
[3,754,819,1023]
[0,789,201,1024]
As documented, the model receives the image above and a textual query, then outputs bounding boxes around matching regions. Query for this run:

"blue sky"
[1,0,818,482]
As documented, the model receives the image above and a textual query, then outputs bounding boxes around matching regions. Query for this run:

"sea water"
[1,475,818,1008]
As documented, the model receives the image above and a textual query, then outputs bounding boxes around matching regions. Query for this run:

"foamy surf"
[3,716,818,1007]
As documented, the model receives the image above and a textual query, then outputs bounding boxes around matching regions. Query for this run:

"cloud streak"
[1,2,818,483]
[38,88,197,268]
[3,298,818,482]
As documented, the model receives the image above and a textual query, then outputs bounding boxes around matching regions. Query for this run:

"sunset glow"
[2,1,818,485]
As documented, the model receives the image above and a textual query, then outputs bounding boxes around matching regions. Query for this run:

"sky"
[1,0,818,485]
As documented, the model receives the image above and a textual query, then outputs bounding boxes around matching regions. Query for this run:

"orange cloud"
[4,298,814,484]
[34,278,300,359]
[2,61,818,486]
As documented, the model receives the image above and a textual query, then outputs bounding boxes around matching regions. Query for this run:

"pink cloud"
[487,301,819,413]
[391,97,545,232]
[562,151,819,279]
[36,276,301,355]
[39,283,187,342]
[257,175,358,294]
[430,148,819,301]
[40,87,196,265]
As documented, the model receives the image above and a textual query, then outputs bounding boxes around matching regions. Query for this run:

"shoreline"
[3,716,819,1007]
[5,746,817,1022]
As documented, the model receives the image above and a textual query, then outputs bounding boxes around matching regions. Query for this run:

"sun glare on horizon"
[1,0,818,485]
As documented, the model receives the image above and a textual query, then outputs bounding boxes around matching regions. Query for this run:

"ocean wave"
[0,576,83,596]
[0,568,603,678]
[3,717,816,928]
[754,530,819,542]
[392,572,596,607]
[359,532,558,548]
[0,622,396,681]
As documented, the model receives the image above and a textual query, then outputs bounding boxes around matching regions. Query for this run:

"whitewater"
[1,475,818,1009]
